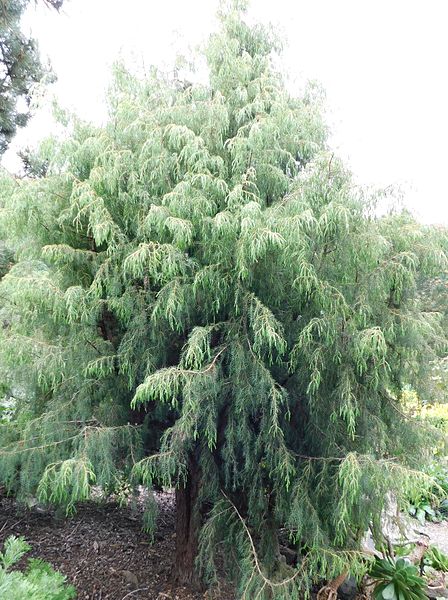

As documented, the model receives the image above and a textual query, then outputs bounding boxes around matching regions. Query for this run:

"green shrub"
[369,556,427,600]
[407,460,448,523]
[0,535,76,600]
[424,546,448,573]
[403,398,448,522]
[418,402,448,435]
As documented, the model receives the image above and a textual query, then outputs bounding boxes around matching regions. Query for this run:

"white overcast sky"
[3,0,448,224]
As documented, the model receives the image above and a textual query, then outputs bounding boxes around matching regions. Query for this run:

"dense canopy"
[0,2,446,596]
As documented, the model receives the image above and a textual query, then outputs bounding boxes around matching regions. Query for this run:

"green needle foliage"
[0,0,63,155]
[0,535,76,600]
[0,0,447,595]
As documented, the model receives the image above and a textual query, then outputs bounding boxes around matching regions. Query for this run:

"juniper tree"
[0,1,447,595]
[0,0,63,154]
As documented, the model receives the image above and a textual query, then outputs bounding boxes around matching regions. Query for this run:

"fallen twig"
[66,521,81,541]
[10,517,25,530]
[121,588,149,600]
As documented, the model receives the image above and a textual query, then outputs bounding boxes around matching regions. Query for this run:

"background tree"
[0,0,63,414]
[0,0,63,155]
[0,2,446,596]
[418,232,448,404]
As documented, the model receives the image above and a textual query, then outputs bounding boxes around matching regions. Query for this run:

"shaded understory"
[0,490,234,600]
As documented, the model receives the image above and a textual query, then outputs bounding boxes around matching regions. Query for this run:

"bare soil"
[0,491,234,600]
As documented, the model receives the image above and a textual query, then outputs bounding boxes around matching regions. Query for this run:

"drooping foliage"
[418,242,448,403]
[0,2,447,596]
[0,0,63,155]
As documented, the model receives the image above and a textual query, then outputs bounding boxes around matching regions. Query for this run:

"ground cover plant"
[0,0,447,597]
[407,460,448,524]
[404,395,448,523]
[369,556,427,600]
[0,535,76,600]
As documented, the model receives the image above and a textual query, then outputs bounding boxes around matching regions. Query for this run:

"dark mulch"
[0,491,234,600]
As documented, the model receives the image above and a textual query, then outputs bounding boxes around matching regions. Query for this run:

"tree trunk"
[174,454,201,586]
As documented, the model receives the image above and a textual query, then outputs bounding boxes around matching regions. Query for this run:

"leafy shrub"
[402,397,448,522]
[407,460,448,523]
[418,402,448,434]
[369,556,427,600]
[424,546,448,573]
[0,535,76,600]
[405,393,448,436]
[105,473,134,507]
[407,497,438,524]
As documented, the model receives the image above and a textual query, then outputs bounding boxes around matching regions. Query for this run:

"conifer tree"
[0,0,63,154]
[0,2,446,595]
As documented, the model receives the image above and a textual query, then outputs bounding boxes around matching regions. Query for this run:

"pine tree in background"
[0,1,447,595]
[0,0,63,155]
